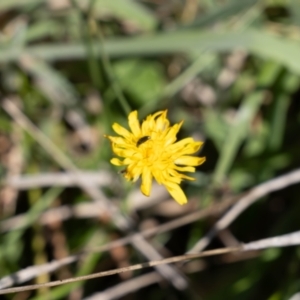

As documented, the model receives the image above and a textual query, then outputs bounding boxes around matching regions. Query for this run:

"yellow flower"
[105,110,206,205]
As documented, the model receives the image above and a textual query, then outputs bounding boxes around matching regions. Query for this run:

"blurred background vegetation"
[0,0,300,299]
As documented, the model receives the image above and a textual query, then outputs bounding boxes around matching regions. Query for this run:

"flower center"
[139,139,166,166]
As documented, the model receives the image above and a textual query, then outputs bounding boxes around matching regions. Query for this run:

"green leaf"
[268,93,290,151]
[19,56,80,106]
[204,109,229,151]
[82,0,157,31]
[257,61,282,87]
[113,59,165,105]
[212,91,264,185]
[244,120,269,157]
[0,0,44,11]
[2,29,300,76]
[182,0,258,28]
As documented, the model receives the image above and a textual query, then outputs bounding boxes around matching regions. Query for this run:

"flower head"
[105,110,205,205]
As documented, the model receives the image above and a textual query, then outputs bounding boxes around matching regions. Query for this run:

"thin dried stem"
[4,171,115,189]
[189,168,300,253]
[0,193,238,289]
[1,230,300,295]
[0,247,240,295]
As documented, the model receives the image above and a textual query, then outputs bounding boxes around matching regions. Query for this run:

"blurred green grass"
[0,0,300,299]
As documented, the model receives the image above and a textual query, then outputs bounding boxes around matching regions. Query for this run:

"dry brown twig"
[188,167,300,253]
[0,192,238,288]
[0,191,238,232]
[83,272,162,300]
[4,171,115,189]
[84,230,300,300]
[0,247,241,295]
[0,230,300,295]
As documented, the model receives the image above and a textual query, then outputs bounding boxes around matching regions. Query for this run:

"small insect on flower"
[105,110,206,205]
[136,136,151,147]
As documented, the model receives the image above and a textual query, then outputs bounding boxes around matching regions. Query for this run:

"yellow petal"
[169,138,194,153]
[126,165,142,181]
[123,157,135,165]
[164,182,187,205]
[168,169,195,181]
[112,123,132,139]
[153,110,165,117]
[165,175,182,184]
[152,169,164,184]
[105,136,127,145]
[128,111,141,137]
[141,116,154,134]
[174,165,196,172]
[112,146,142,159]
[175,156,206,166]
[180,141,203,155]
[155,110,169,131]
[141,167,152,196]
[179,174,195,181]
[164,121,183,146]
[110,158,124,166]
